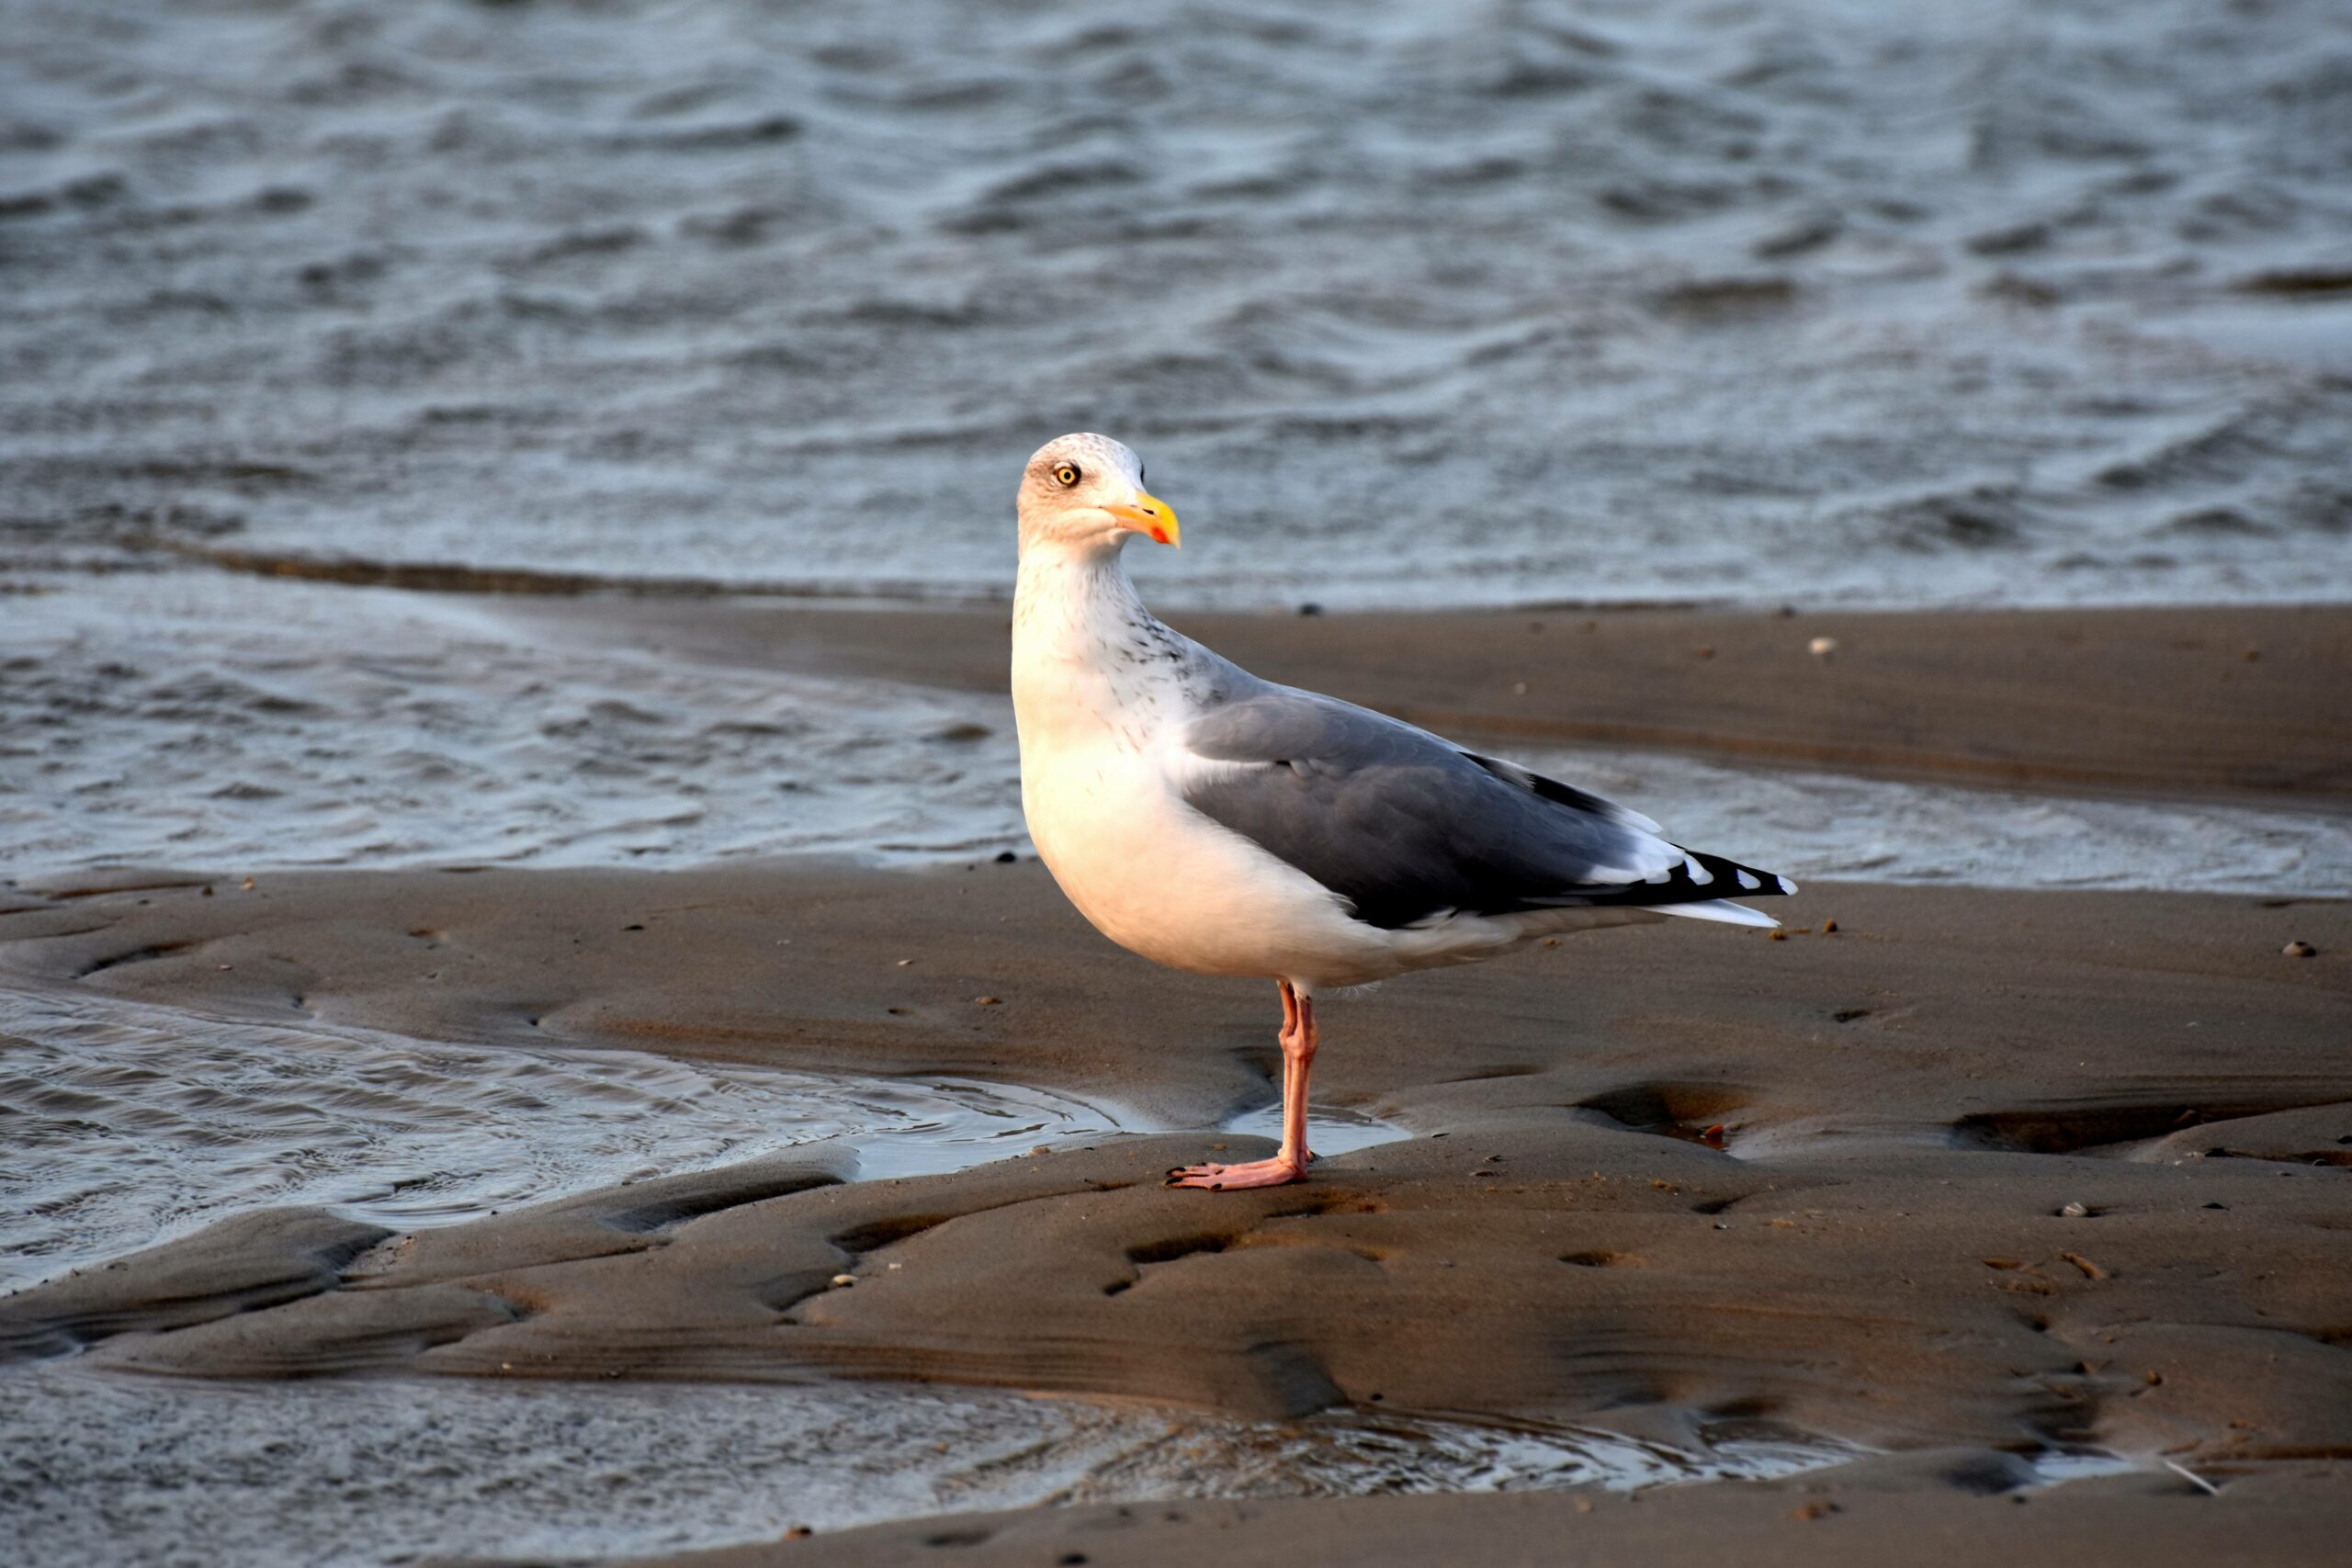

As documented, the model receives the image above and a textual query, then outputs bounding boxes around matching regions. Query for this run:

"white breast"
[1012,552,1369,983]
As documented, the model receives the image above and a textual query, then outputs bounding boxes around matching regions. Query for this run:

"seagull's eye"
[1053,462,1081,488]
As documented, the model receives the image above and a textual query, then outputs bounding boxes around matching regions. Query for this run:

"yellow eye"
[1054,463,1080,487]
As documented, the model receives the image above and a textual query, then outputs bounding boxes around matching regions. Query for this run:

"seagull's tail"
[1658,898,1782,930]
[1555,845,1798,926]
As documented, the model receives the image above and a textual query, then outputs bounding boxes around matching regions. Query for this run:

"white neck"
[1011,541,1187,746]
[1014,541,1155,654]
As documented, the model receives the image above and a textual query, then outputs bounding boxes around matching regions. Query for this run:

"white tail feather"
[1659,898,1781,930]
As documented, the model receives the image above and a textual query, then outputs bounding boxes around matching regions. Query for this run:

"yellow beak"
[1104,491,1181,547]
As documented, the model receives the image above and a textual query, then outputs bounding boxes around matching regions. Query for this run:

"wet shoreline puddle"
[0,1326,2150,1568]
[0,984,1401,1295]
[6,577,2346,894]
[0,1364,1881,1568]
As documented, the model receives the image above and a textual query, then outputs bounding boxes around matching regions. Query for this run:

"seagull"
[1010,434,1794,1191]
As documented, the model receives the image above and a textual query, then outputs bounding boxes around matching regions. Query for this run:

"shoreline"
[502,597,2352,806]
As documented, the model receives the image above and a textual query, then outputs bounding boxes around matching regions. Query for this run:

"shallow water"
[0,986,1091,1292]
[0,1361,1858,1568]
[3,0,2349,613]
[6,572,2344,890]
[0,983,1405,1294]
[0,574,1027,870]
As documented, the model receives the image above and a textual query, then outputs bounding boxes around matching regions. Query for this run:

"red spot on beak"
[1148,525,1170,545]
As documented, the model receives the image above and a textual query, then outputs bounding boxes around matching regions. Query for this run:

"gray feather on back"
[1179,685,1679,930]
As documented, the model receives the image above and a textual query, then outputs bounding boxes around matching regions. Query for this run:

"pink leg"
[1169,983,1317,1191]
[1280,981,1317,1165]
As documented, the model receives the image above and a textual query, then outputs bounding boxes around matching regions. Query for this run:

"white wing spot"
[1776,874,1798,894]
[1683,855,1713,886]
[1736,870,1761,891]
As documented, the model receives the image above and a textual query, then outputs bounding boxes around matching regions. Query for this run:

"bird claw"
[1165,1156,1306,1191]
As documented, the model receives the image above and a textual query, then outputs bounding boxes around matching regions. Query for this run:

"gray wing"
[1178,683,1790,931]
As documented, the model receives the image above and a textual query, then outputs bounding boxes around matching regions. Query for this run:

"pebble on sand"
[2283,940,2316,957]
[1808,636,1838,659]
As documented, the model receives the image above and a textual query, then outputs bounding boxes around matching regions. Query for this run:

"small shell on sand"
[830,1273,855,1287]
[2283,940,2316,957]
[1808,636,1838,658]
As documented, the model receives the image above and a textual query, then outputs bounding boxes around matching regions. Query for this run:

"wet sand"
[3,601,2348,1562]
[646,1464,2352,1568]
[4,865,2348,1542]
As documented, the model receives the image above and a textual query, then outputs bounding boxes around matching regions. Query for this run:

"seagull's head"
[1015,433,1181,558]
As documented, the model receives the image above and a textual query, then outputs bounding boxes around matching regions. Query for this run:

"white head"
[1015,433,1181,558]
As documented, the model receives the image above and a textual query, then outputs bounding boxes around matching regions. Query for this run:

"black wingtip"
[1576,846,1797,912]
